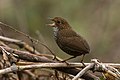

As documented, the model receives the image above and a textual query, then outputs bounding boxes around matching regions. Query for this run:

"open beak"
[47,18,56,27]
[47,22,55,27]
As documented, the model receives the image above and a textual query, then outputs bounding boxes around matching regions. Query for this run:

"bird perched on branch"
[48,17,90,63]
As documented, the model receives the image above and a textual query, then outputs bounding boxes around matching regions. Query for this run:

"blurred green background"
[0,0,120,62]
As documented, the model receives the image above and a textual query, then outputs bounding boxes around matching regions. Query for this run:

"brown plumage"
[48,17,90,62]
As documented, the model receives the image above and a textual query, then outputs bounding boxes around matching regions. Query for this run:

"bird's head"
[48,17,71,29]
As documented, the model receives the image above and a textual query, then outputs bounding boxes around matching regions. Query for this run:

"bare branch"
[0,44,97,80]
[72,63,95,80]
[0,36,40,54]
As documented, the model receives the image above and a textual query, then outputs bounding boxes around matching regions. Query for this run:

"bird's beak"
[47,22,55,27]
[47,18,56,27]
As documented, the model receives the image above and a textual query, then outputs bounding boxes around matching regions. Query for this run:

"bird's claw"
[81,62,86,67]
[52,55,56,60]
[61,60,69,65]
[52,56,61,62]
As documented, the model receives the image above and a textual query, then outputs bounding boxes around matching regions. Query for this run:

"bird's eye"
[57,21,61,24]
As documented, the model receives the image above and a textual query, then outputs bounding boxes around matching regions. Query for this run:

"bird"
[48,17,90,63]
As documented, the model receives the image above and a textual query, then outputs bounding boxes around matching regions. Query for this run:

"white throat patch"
[53,27,59,40]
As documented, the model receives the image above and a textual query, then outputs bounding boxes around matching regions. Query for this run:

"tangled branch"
[0,22,120,80]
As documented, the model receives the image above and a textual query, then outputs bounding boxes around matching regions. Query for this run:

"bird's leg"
[61,56,76,62]
[60,56,76,65]
[80,54,86,67]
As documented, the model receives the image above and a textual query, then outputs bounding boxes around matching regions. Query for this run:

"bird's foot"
[81,61,86,67]
[52,55,61,61]
[80,59,86,67]
[52,55,57,60]
[60,60,69,65]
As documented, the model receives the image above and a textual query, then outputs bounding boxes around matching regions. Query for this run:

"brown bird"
[48,17,90,63]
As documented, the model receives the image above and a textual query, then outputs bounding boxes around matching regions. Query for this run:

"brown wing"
[59,36,90,53]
